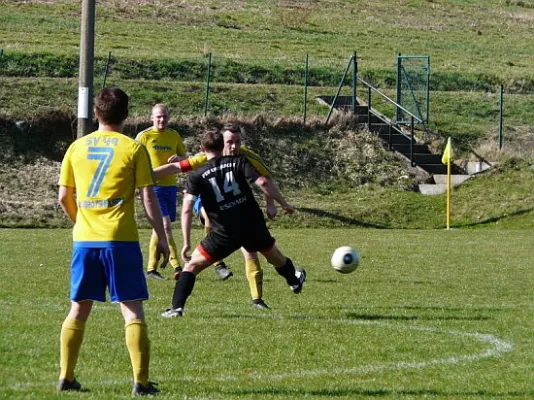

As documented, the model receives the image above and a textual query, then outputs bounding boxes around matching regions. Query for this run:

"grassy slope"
[1,0,533,80]
[1,155,533,229]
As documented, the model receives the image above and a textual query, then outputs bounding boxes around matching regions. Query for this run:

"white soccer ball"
[331,246,360,274]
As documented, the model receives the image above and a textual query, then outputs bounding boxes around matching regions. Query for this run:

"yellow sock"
[147,235,159,272]
[168,237,180,269]
[125,319,150,386]
[60,317,86,381]
[246,259,263,300]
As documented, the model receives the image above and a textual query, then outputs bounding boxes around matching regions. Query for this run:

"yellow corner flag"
[441,137,454,164]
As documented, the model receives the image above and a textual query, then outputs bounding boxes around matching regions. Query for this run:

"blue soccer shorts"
[193,196,206,225]
[70,242,148,303]
[154,185,178,222]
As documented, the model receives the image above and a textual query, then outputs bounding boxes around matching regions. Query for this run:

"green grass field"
[1,228,532,399]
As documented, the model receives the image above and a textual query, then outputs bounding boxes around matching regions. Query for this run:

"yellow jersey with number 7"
[58,131,155,244]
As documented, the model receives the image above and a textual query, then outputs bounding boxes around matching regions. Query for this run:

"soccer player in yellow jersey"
[136,104,186,280]
[57,88,169,396]
[157,124,282,310]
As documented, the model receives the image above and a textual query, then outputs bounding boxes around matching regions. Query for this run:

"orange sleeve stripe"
[179,159,193,172]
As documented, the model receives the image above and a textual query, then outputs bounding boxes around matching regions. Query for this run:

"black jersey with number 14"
[184,155,264,236]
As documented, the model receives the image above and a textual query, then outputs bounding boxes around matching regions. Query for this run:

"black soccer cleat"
[57,378,82,392]
[147,271,166,280]
[251,299,270,310]
[132,381,160,396]
[290,268,306,294]
[214,263,233,281]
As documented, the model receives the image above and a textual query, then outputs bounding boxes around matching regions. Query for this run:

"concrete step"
[462,161,495,175]
[420,175,471,195]
[419,184,448,195]
[433,174,471,185]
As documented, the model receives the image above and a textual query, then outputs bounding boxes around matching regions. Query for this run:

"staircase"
[317,95,469,194]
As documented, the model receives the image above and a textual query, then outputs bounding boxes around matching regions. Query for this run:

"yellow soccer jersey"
[135,127,186,186]
[59,131,155,244]
[178,145,271,176]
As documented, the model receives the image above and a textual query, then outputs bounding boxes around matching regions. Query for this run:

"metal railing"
[357,76,422,166]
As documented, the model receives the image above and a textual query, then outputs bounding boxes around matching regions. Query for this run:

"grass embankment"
[0,112,533,229]
[1,0,534,84]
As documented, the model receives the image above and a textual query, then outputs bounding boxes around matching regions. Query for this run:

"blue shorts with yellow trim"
[154,185,178,222]
[70,242,148,303]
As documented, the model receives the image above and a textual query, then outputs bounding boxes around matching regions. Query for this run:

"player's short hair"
[201,128,224,152]
[222,123,242,136]
[152,103,169,116]
[95,87,129,125]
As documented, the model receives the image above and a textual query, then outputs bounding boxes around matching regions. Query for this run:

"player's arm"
[241,146,277,218]
[254,176,294,214]
[58,146,77,223]
[140,185,170,266]
[153,162,183,179]
[180,192,196,262]
[240,156,294,214]
[58,185,77,223]
[168,134,187,162]
[154,153,208,178]
[263,176,278,219]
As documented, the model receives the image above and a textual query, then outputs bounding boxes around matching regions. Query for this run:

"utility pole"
[77,0,96,138]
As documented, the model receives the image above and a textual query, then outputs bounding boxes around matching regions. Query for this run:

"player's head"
[201,128,224,155]
[222,124,242,156]
[151,104,170,131]
[94,87,129,126]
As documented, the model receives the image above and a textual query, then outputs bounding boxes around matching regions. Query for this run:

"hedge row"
[0,52,532,93]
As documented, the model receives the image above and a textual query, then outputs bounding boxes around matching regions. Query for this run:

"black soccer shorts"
[197,224,275,263]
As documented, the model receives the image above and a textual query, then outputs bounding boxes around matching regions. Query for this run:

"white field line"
[3,313,513,390]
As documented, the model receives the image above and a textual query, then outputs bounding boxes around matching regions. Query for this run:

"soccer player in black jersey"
[161,128,306,317]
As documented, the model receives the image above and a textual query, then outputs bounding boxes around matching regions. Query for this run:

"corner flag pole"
[441,137,453,230]
[446,147,451,230]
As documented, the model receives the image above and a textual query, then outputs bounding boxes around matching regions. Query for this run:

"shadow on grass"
[455,207,534,228]
[223,312,489,322]
[403,306,503,313]
[226,388,533,397]
[297,207,388,229]
[346,312,490,321]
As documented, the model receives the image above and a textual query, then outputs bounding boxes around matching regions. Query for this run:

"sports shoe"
[173,266,183,281]
[214,263,233,281]
[147,271,166,280]
[161,308,184,318]
[290,268,306,294]
[132,381,160,396]
[251,299,269,310]
[57,378,82,392]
